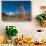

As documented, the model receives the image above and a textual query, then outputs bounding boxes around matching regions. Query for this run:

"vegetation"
[36,14,46,21]
[5,26,18,39]
[2,13,8,16]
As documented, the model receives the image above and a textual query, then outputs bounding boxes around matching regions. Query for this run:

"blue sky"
[2,1,31,14]
[2,0,31,1]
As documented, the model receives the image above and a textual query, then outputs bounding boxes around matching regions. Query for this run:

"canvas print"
[2,1,31,21]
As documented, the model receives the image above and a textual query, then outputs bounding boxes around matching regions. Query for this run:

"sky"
[2,1,31,14]
[2,0,31,1]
